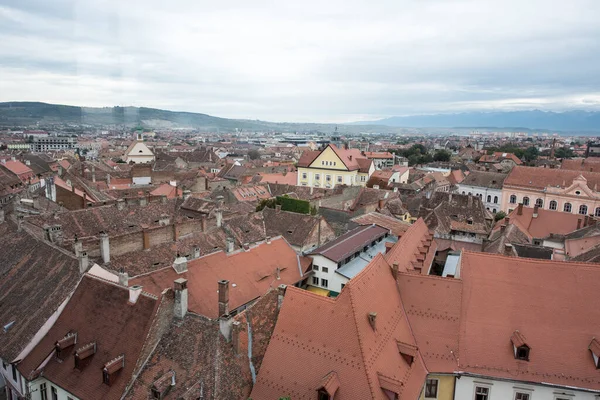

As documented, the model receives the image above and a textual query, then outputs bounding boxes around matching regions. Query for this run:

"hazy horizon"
[2,0,600,123]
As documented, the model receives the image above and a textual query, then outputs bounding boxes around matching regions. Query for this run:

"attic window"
[510,330,530,361]
[102,354,125,386]
[396,341,417,365]
[576,190,581,195]
[55,332,77,358]
[467,219,473,225]
[74,342,97,370]
[151,370,176,399]
[589,338,600,368]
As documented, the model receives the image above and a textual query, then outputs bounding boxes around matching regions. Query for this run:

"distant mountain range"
[1,102,599,133]
[355,110,600,132]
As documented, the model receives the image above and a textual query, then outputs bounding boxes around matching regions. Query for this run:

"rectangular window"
[51,386,58,400]
[302,173,307,179]
[326,175,331,182]
[315,174,320,180]
[11,364,16,380]
[322,267,329,273]
[341,284,345,290]
[425,379,438,398]
[515,393,530,400]
[337,176,342,183]
[475,386,490,400]
[40,383,48,400]
[312,276,319,285]
[321,278,328,288]
[313,265,319,271]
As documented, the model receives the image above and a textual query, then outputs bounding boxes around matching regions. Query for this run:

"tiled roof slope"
[561,158,600,172]
[459,170,507,189]
[250,254,428,400]
[109,228,229,276]
[18,275,160,400]
[263,206,334,248]
[505,165,600,190]
[351,212,411,236]
[385,218,436,275]
[0,221,81,362]
[26,199,182,239]
[131,238,310,319]
[495,206,583,239]
[308,225,389,263]
[457,252,600,389]
[397,273,462,373]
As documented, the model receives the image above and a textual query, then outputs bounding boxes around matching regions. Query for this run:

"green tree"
[523,146,539,162]
[433,150,451,162]
[494,211,506,221]
[555,147,575,159]
[248,149,261,160]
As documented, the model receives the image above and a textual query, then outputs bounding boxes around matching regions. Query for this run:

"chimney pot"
[218,280,230,317]
[226,237,235,253]
[100,232,110,264]
[173,256,188,274]
[118,270,129,287]
[129,285,142,304]
[78,251,89,274]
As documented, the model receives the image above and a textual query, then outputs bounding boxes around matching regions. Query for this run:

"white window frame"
[473,383,492,400]
[302,172,307,180]
[337,175,342,183]
[513,388,533,400]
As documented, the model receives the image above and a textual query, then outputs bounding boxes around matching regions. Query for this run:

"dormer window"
[317,372,339,400]
[511,330,530,361]
[396,340,417,365]
[74,342,97,370]
[55,332,77,359]
[588,338,600,368]
[102,354,125,386]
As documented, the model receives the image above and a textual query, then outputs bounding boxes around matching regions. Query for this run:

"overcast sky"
[1,0,600,122]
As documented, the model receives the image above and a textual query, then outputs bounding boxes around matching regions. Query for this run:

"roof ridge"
[462,249,600,268]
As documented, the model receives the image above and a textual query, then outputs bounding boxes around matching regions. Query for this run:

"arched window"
[549,200,557,210]
[487,195,491,202]
[535,198,543,208]
[564,203,572,213]
[523,197,530,206]
[579,204,588,215]
[462,191,465,195]
[510,195,517,204]
[596,207,600,217]
[468,192,472,196]
[493,196,498,204]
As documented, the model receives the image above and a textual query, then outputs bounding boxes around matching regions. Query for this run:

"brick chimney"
[172,255,188,274]
[226,237,235,253]
[517,203,523,215]
[183,190,191,200]
[577,218,582,230]
[201,216,207,232]
[391,262,399,281]
[142,230,150,250]
[139,196,148,207]
[378,198,384,209]
[129,285,142,304]
[172,223,179,241]
[278,284,286,309]
[504,243,513,256]
[116,199,125,211]
[193,246,200,259]
[73,236,83,257]
[500,224,506,232]
[468,194,473,207]
[78,251,89,274]
[174,278,188,319]
[275,204,282,214]
[533,204,539,218]
[218,279,230,316]
[99,232,110,264]
[505,216,510,225]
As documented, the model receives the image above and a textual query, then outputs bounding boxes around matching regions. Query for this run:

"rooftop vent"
[102,354,125,386]
[368,312,377,330]
[74,342,97,370]
[589,338,600,369]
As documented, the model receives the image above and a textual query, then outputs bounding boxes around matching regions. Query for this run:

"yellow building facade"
[297,145,374,189]
[419,374,455,400]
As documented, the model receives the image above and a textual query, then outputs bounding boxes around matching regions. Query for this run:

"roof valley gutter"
[247,310,256,384]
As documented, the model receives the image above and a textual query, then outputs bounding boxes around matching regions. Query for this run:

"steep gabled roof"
[250,254,428,400]
[505,165,600,190]
[18,275,161,400]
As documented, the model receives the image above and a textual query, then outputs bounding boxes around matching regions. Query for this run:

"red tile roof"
[456,251,600,389]
[296,150,321,167]
[149,183,181,199]
[505,165,600,190]
[257,172,298,185]
[250,253,428,400]
[18,275,160,400]
[131,237,310,319]
[351,212,411,236]
[496,206,584,239]
[385,218,436,274]
[364,151,394,159]
[3,159,33,176]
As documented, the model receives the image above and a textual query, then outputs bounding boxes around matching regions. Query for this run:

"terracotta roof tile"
[505,165,600,190]
[309,224,389,263]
